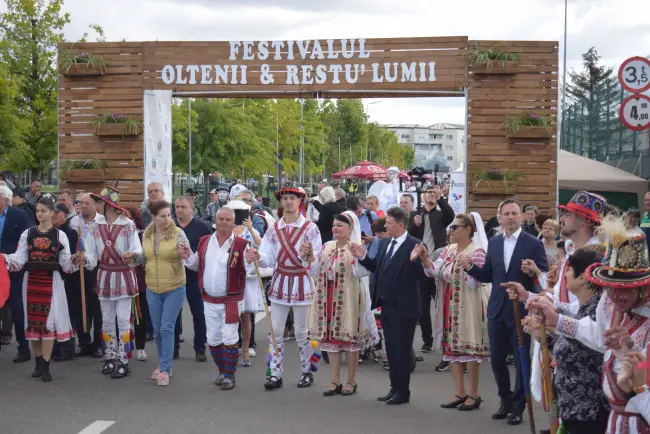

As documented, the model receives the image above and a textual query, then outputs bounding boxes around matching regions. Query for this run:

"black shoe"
[297,372,314,388]
[377,389,396,402]
[41,359,52,382]
[435,360,450,372]
[441,395,467,409]
[111,361,130,379]
[173,349,180,360]
[75,346,94,357]
[32,356,43,378]
[195,351,207,362]
[102,360,116,375]
[458,396,482,411]
[386,392,410,405]
[507,413,523,426]
[92,348,103,359]
[323,383,342,396]
[322,351,329,364]
[420,344,432,353]
[264,376,283,390]
[145,332,154,342]
[492,401,511,420]
[13,350,31,363]
[178,334,185,343]
[53,344,75,362]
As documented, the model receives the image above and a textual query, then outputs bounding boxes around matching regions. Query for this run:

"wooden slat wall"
[466,40,559,219]
[58,38,559,211]
[59,42,145,205]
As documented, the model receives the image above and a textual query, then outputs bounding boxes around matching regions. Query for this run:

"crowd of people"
[4,176,650,434]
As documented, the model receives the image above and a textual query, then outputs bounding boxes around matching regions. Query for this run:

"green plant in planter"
[469,43,520,69]
[60,49,108,73]
[474,169,522,194]
[505,112,554,133]
[93,113,141,136]
[60,159,110,179]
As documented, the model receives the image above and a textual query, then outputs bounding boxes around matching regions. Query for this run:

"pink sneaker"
[156,372,169,386]
[151,368,172,380]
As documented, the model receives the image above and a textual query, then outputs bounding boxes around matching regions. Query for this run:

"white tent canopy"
[559,149,647,208]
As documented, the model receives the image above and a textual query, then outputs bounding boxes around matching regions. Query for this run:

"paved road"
[0,305,545,434]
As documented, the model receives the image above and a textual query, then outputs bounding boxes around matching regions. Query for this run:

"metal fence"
[560,81,650,178]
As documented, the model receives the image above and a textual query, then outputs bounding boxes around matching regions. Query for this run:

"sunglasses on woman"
[449,224,466,231]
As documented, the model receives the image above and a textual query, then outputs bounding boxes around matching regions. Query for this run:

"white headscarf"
[342,210,361,244]
[470,211,488,251]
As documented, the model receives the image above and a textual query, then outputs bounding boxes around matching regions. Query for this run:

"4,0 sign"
[620,94,650,131]
[618,56,650,94]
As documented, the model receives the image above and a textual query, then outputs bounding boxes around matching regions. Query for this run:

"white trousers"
[205,302,240,346]
[268,303,313,378]
[100,298,133,364]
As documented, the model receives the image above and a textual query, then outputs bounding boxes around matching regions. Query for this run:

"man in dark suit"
[0,186,31,362]
[352,206,433,405]
[459,198,547,425]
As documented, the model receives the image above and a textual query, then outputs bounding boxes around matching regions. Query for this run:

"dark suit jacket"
[360,233,426,319]
[466,229,548,321]
[408,198,455,250]
[1,206,30,255]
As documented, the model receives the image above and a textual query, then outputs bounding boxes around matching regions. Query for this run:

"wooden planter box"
[472,182,517,195]
[61,63,105,76]
[506,126,553,139]
[472,61,519,75]
[95,123,139,137]
[65,169,105,184]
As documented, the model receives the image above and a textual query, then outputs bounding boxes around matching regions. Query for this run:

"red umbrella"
[332,160,387,181]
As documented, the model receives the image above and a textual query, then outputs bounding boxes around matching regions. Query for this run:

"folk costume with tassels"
[556,218,650,434]
[84,187,142,379]
[185,227,248,390]
[258,186,323,391]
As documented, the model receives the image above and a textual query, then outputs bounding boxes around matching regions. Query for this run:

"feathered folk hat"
[557,190,607,224]
[585,216,650,289]
[90,187,127,215]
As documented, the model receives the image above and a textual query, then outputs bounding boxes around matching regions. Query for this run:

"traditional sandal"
[110,361,130,379]
[102,360,115,375]
[323,383,342,396]
[264,375,283,390]
[221,377,236,391]
[341,383,358,396]
[214,374,225,386]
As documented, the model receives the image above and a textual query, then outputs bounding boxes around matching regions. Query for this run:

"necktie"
[384,239,397,267]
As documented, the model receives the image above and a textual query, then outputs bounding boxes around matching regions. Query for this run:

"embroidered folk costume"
[308,213,369,353]
[257,187,322,390]
[185,227,249,390]
[428,242,490,363]
[555,220,650,434]
[84,187,142,379]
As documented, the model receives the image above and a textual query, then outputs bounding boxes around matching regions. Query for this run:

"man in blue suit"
[353,206,434,405]
[460,199,547,425]
[0,186,32,362]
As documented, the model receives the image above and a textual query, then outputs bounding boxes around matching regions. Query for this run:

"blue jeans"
[147,286,186,374]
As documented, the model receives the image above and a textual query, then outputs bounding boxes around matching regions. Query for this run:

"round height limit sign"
[620,94,650,131]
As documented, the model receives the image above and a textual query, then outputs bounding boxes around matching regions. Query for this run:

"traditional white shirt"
[185,233,234,298]
[259,214,322,306]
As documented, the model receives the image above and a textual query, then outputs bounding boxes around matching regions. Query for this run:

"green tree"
[0,60,29,167]
[0,0,70,175]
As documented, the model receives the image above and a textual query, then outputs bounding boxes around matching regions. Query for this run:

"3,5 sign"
[620,94,650,131]
[618,57,650,93]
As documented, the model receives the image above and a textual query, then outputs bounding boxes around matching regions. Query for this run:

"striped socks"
[222,345,239,378]
[209,345,224,373]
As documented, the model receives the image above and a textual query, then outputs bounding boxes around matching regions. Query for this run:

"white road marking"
[77,421,115,434]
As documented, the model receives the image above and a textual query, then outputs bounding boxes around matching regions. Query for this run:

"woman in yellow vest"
[126,200,192,386]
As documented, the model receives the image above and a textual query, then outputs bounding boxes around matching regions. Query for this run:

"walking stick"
[539,324,557,434]
[76,226,87,333]
[253,258,278,356]
[513,300,536,434]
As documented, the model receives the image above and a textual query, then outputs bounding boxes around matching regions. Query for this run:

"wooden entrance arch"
[58,36,558,214]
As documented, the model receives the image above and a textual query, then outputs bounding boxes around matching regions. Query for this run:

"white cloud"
[36,0,650,124]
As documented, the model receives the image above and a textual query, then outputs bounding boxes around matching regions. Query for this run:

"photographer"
[408,184,455,356]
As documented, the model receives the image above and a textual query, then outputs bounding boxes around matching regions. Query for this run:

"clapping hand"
[457,254,472,270]
[502,281,528,302]
[413,215,423,227]
[349,242,367,259]
[617,352,647,393]
[245,248,260,264]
